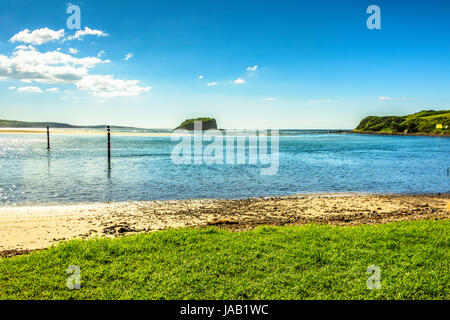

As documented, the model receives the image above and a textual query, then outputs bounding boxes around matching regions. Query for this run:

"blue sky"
[0,0,449,129]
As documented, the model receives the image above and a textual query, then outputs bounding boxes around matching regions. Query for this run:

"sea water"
[0,131,449,205]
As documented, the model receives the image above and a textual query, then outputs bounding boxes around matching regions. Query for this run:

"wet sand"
[1,193,449,257]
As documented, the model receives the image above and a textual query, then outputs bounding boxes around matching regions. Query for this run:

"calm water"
[0,132,449,205]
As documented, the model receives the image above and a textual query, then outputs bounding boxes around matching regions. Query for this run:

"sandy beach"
[1,193,449,257]
[0,128,176,136]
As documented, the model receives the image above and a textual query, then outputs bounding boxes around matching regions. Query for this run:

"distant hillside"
[354,110,450,135]
[0,119,144,130]
[176,118,218,130]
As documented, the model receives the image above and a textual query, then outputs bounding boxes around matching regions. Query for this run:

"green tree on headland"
[354,110,450,134]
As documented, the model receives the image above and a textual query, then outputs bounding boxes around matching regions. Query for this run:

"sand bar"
[1,193,449,256]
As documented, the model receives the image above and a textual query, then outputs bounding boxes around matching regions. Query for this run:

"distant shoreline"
[0,128,351,135]
[350,130,450,138]
[1,128,449,137]
[0,128,178,136]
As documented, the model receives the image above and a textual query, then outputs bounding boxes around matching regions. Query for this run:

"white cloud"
[97,50,106,58]
[123,53,133,61]
[378,96,412,101]
[0,45,108,84]
[68,48,78,55]
[308,99,332,104]
[17,86,43,93]
[264,97,276,101]
[198,75,204,79]
[10,28,65,45]
[8,86,16,90]
[246,65,258,72]
[234,78,246,84]
[206,82,218,86]
[9,27,108,46]
[46,87,59,93]
[0,43,150,99]
[66,27,108,41]
[14,45,35,51]
[76,75,151,98]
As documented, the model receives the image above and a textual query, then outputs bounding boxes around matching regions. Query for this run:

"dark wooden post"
[47,126,50,150]
[107,126,111,169]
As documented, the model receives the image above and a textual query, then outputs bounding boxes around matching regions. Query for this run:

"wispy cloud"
[10,28,64,45]
[66,27,108,41]
[123,53,133,61]
[246,65,258,72]
[76,75,151,98]
[234,78,246,84]
[17,86,43,93]
[198,75,204,79]
[378,96,413,101]
[68,48,78,55]
[308,99,332,104]
[264,97,276,101]
[9,27,108,45]
[206,82,218,86]
[46,87,60,93]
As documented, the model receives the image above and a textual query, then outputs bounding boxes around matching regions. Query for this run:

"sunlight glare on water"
[0,132,449,205]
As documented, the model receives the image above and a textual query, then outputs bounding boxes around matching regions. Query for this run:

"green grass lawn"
[0,220,448,300]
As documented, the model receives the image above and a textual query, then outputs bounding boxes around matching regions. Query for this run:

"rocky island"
[175,117,218,130]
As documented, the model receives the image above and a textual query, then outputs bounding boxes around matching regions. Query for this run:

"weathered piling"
[47,126,50,150]
[107,126,111,168]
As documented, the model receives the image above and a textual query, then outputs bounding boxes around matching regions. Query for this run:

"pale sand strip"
[0,194,449,254]
[0,128,177,136]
